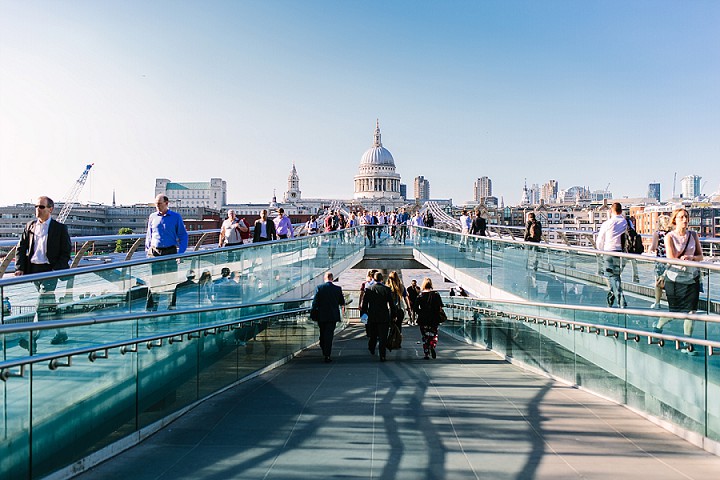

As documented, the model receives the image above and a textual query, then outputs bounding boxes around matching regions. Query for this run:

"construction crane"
[57,163,93,224]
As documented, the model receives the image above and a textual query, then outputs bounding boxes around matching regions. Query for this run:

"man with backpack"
[596,202,628,308]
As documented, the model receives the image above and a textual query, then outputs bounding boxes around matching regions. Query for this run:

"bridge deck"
[78,323,720,480]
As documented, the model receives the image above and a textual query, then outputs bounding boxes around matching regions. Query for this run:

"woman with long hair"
[652,208,703,353]
[387,271,410,328]
[413,277,443,359]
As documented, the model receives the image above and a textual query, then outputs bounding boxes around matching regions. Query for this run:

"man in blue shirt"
[146,194,188,257]
[145,194,188,309]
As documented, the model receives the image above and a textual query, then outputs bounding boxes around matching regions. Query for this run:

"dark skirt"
[665,279,700,313]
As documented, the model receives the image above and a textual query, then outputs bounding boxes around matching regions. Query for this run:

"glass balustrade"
[0,230,360,479]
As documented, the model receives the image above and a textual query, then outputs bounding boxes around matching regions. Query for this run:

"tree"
[115,228,134,253]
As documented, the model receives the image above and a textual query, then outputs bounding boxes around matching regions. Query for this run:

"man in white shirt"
[596,202,628,308]
[15,196,72,347]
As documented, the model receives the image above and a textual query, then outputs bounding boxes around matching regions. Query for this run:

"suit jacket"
[253,219,277,242]
[361,282,396,324]
[311,281,345,323]
[15,219,71,273]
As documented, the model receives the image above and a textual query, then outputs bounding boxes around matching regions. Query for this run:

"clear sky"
[1,0,718,207]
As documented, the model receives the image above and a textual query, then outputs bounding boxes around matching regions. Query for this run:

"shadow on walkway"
[78,323,720,480]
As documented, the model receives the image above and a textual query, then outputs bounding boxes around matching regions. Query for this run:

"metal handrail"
[444,299,720,354]
[0,227,353,287]
[0,306,311,380]
[0,299,309,334]
[421,226,720,272]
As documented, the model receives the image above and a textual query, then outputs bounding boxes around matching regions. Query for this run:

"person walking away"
[649,214,671,309]
[406,279,420,325]
[15,196,72,347]
[387,271,410,346]
[358,269,377,336]
[414,277,443,359]
[145,194,188,310]
[274,208,294,239]
[596,203,628,308]
[311,272,345,362]
[360,272,396,361]
[253,209,277,243]
[652,208,703,354]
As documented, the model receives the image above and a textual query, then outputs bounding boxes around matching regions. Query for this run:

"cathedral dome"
[360,122,395,166]
[361,145,395,166]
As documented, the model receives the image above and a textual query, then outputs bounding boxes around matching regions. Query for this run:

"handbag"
[387,324,402,351]
[438,308,448,323]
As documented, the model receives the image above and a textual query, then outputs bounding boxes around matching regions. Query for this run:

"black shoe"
[380,356,386,362]
[369,348,375,356]
[324,356,332,363]
[430,347,436,359]
[50,332,68,345]
[423,355,430,360]
[19,338,36,353]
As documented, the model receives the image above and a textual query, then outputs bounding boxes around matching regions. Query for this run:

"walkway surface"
[78,323,720,480]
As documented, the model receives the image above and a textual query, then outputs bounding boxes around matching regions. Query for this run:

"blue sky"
[1,0,718,207]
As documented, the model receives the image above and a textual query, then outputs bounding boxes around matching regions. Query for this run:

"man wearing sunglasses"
[15,196,72,346]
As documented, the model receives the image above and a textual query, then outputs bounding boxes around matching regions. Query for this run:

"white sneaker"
[650,303,661,309]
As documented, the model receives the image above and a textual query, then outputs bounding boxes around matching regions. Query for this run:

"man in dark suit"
[311,272,345,363]
[15,196,72,346]
[360,271,396,361]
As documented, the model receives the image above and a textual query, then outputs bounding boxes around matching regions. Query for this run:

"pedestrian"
[523,212,542,272]
[360,271,396,361]
[406,279,420,325]
[387,271,410,331]
[458,286,469,297]
[145,194,188,309]
[146,194,189,262]
[274,208,294,239]
[413,277,443,360]
[310,272,346,363]
[15,196,72,348]
[649,214,671,309]
[459,209,471,252]
[253,209,277,243]
[652,208,703,354]
[470,208,487,236]
[595,202,628,308]
[219,209,248,247]
[305,215,319,235]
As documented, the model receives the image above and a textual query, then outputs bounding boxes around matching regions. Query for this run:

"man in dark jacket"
[361,271,396,361]
[311,272,345,363]
[15,196,72,346]
[524,212,542,272]
[470,208,487,236]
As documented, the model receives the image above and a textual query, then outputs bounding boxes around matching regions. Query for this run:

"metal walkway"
[77,323,720,480]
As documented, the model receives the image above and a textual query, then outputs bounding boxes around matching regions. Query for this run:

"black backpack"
[622,220,644,254]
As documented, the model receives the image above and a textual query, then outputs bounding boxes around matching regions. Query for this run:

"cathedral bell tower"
[284,162,301,203]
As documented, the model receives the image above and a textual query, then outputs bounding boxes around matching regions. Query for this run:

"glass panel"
[137,317,200,428]
[0,363,30,478]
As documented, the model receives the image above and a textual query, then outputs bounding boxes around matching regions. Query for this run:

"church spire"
[373,119,382,147]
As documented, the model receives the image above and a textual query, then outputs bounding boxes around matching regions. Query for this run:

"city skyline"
[1,1,718,207]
